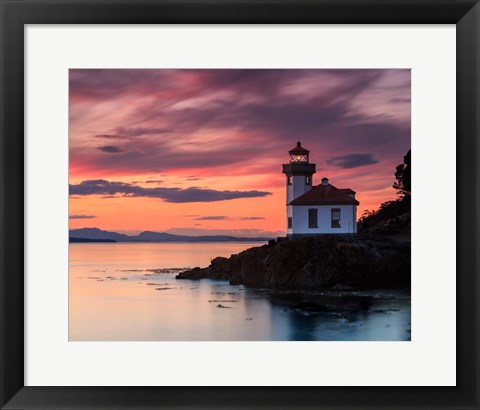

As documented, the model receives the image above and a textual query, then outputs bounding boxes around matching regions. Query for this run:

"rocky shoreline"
[176,235,411,290]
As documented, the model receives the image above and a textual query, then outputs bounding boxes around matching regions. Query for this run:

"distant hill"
[69,237,117,243]
[69,228,130,242]
[69,227,271,243]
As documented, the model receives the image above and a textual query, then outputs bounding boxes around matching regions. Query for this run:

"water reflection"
[69,243,411,341]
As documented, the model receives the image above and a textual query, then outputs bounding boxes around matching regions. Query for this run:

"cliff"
[176,235,411,290]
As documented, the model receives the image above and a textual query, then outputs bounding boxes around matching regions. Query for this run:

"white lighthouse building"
[282,142,359,238]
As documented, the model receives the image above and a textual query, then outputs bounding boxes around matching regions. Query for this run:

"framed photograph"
[1,0,479,409]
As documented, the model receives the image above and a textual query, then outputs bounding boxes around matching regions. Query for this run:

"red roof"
[289,141,309,155]
[290,183,359,206]
[339,188,356,195]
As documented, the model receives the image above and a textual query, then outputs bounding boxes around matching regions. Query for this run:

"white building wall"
[291,204,357,235]
[286,183,293,205]
[286,175,312,204]
[286,174,313,235]
[286,205,293,236]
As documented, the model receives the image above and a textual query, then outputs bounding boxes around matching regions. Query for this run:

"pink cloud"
[70,69,410,223]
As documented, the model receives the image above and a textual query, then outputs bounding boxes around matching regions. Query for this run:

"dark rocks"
[178,257,232,281]
[176,234,410,290]
[293,302,329,312]
[331,283,355,291]
[217,304,232,309]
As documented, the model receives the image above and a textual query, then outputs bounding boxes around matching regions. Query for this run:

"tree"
[358,150,411,234]
[393,150,411,197]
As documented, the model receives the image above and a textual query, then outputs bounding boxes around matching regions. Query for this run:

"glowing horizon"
[69,69,411,237]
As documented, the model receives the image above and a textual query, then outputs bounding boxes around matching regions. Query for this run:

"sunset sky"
[69,69,410,237]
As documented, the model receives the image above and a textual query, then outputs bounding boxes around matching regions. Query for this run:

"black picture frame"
[1,1,479,409]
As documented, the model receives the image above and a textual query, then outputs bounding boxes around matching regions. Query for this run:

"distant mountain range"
[69,228,271,243]
[69,237,117,243]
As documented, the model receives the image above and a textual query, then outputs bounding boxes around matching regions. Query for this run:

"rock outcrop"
[176,235,410,290]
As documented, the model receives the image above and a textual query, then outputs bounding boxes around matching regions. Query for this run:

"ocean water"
[69,242,411,341]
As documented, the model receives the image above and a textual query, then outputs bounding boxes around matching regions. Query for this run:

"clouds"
[194,216,229,221]
[69,179,271,203]
[98,146,124,153]
[69,69,411,232]
[326,153,379,169]
[95,127,172,140]
[144,180,164,184]
[193,216,265,221]
[69,69,410,178]
[69,214,96,219]
[69,69,175,101]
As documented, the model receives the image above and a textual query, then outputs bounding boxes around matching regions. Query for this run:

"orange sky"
[69,69,410,237]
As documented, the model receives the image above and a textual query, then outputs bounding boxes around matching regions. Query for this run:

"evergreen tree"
[393,150,411,197]
[358,150,411,234]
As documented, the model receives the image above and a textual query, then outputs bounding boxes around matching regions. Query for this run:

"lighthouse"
[282,142,359,238]
[282,142,316,237]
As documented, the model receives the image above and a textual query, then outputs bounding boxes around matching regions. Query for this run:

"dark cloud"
[95,134,122,139]
[70,69,410,183]
[193,215,265,221]
[144,180,164,184]
[326,153,379,169]
[115,127,172,137]
[70,69,175,100]
[390,97,411,103]
[98,146,124,153]
[194,216,228,220]
[69,214,96,219]
[95,127,172,140]
[76,71,386,142]
[77,140,262,174]
[69,179,271,203]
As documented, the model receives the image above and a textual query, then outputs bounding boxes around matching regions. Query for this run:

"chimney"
[321,177,329,186]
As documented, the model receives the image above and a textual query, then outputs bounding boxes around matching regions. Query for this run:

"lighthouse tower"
[282,142,316,237]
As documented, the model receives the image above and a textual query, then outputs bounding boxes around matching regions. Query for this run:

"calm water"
[69,242,411,341]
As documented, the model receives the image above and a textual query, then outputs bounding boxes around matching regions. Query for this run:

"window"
[290,154,308,163]
[287,217,292,229]
[287,176,292,185]
[305,176,311,185]
[308,209,318,228]
[331,208,341,228]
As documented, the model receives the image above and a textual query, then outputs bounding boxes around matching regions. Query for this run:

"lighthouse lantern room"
[289,141,310,163]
